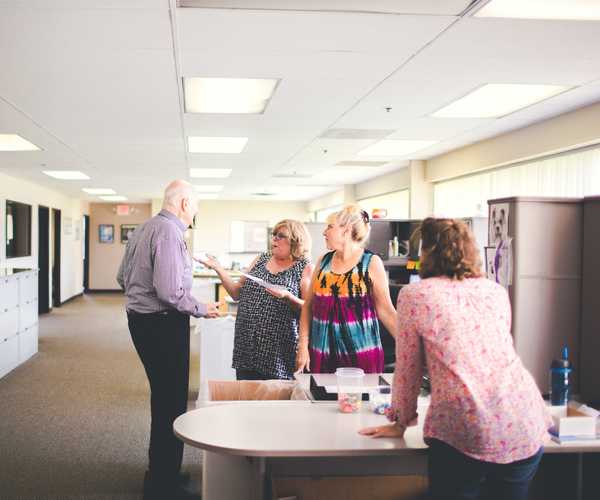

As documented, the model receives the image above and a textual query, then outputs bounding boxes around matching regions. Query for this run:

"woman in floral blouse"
[360,218,551,500]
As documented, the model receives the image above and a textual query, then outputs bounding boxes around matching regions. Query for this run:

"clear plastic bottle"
[392,236,399,257]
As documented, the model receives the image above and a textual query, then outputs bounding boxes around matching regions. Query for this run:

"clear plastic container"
[368,386,392,415]
[336,367,365,413]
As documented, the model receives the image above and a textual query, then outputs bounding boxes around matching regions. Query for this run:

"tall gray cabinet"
[0,268,39,379]
[580,196,600,403]
[488,197,583,394]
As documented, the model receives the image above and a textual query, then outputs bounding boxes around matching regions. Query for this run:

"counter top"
[0,268,37,277]
[174,401,428,458]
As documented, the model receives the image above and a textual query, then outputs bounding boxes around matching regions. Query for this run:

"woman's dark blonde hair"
[417,218,483,280]
[272,219,311,260]
[326,204,371,246]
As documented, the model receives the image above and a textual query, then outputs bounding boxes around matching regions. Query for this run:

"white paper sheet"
[240,272,288,292]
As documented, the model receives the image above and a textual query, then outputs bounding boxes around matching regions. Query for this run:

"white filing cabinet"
[0,269,39,379]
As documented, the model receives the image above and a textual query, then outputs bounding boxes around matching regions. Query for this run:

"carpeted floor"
[0,293,202,500]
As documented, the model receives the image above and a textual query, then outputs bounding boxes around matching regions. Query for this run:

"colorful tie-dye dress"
[309,250,384,373]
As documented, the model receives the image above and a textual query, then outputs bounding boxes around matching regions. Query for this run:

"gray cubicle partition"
[580,197,600,403]
[488,197,583,394]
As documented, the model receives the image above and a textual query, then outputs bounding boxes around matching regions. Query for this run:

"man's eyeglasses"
[271,231,290,241]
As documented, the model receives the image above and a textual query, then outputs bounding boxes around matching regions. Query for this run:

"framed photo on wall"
[98,224,114,244]
[120,224,138,244]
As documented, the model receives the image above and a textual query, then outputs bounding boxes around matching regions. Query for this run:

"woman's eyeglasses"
[271,231,289,241]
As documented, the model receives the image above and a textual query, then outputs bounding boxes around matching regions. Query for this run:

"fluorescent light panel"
[189,168,232,178]
[0,134,40,151]
[99,195,127,202]
[196,193,219,200]
[194,184,224,192]
[82,188,116,195]
[475,0,600,21]
[358,139,437,157]
[43,170,90,180]
[188,137,248,154]
[184,77,279,114]
[432,83,571,118]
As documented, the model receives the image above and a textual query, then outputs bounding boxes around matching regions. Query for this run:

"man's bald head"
[162,180,194,209]
[162,180,198,226]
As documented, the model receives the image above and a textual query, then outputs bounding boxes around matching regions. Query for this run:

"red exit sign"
[116,204,130,216]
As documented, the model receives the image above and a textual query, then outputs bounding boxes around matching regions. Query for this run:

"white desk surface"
[174,401,428,458]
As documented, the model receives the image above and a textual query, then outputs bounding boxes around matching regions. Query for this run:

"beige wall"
[426,101,600,183]
[0,171,88,303]
[89,203,152,290]
[191,200,310,264]
[355,167,411,201]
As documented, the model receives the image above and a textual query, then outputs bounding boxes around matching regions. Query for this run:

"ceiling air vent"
[319,129,395,140]
[251,192,276,197]
[335,161,388,167]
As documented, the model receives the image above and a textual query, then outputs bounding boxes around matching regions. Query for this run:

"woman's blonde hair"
[327,204,371,245]
[272,219,312,260]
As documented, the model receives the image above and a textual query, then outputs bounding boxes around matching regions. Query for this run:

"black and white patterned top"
[232,252,309,379]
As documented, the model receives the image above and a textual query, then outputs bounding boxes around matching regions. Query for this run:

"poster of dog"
[489,203,509,247]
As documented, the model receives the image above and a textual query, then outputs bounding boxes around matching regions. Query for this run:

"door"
[83,214,90,292]
[38,206,50,314]
[52,208,61,308]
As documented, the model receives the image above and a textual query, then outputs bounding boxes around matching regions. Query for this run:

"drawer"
[0,307,19,339]
[19,301,37,330]
[19,271,36,304]
[19,324,38,363]
[0,334,19,379]
[0,275,19,311]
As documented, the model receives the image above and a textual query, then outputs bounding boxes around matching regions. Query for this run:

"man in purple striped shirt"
[117,179,218,499]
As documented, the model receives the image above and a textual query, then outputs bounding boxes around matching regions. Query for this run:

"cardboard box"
[549,404,597,439]
[206,379,308,402]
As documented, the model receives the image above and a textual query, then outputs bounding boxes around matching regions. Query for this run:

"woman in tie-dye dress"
[296,205,397,373]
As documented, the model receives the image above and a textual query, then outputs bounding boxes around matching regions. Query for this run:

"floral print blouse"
[389,276,551,464]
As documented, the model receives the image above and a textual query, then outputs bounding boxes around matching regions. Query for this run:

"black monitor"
[6,200,32,258]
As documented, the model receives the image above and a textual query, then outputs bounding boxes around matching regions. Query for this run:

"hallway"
[0,293,202,500]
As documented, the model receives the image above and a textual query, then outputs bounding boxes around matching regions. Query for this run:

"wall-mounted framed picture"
[120,224,138,244]
[98,224,114,244]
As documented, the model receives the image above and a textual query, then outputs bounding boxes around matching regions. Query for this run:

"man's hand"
[358,422,406,439]
[204,301,222,318]
[295,345,310,373]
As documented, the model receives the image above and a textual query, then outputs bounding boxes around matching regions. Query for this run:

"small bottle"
[550,346,571,406]
[388,240,394,260]
[392,236,399,257]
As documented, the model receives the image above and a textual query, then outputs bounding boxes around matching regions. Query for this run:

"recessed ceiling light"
[43,170,90,180]
[475,0,600,21]
[99,195,127,202]
[0,134,41,151]
[358,140,437,157]
[82,188,116,195]
[184,77,279,114]
[189,168,232,178]
[188,137,248,154]
[196,193,219,200]
[431,83,571,118]
[194,185,224,192]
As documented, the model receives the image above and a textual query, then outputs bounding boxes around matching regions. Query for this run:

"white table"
[174,401,428,500]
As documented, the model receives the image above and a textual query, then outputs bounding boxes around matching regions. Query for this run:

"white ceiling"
[1,0,600,203]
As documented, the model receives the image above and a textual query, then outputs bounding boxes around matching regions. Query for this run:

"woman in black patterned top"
[198,220,315,380]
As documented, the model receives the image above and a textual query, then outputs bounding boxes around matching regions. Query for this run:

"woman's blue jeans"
[427,438,543,500]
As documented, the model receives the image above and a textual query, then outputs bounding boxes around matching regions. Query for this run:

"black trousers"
[127,310,190,485]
